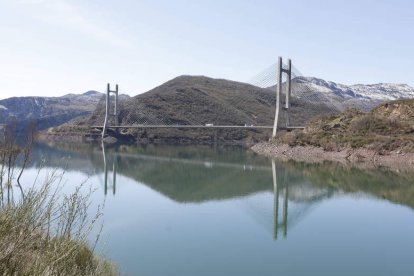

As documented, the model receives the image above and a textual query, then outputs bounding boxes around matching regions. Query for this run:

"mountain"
[87,75,337,129]
[292,77,414,111]
[0,91,129,131]
[351,83,414,100]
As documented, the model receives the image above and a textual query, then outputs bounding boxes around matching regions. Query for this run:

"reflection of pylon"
[102,83,119,139]
[272,160,289,240]
[272,160,279,240]
[102,142,117,196]
[273,57,292,138]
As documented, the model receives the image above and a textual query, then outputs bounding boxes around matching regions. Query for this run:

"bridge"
[93,125,306,130]
[94,56,339,140]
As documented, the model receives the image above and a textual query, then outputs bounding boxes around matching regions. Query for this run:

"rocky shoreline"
[251,142,414,173]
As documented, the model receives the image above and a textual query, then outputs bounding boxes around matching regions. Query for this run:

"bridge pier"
[285,59,292,129]
[102,83,119,139]
[272,57,292,138]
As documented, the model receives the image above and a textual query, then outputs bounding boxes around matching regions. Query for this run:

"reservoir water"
[22,143,414,275]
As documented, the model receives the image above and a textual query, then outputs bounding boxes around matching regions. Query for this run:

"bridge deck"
[92,125,305,130]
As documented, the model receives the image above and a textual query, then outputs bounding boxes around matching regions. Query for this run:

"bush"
[0,124,118,276]
[0,177,117,275]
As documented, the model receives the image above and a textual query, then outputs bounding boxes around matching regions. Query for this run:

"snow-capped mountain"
[295,77,414,100]
[350,83,414,100]
[292,77,414,111]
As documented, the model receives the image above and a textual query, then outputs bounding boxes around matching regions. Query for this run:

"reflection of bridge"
[272,160,288,239]
[102,142,117,196]
[101,143,332,240]
[27,143,414,240]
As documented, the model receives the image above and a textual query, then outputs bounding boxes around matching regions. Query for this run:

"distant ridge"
[290,77,414,111]
[0,91,129,131]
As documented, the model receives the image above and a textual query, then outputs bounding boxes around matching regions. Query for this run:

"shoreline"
[38,131,414,173]
[37,131,261,147]
[251,142,414,173]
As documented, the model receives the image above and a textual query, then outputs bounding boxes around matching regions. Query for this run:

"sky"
[0,0,413,99]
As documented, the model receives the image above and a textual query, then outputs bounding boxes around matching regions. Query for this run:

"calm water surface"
[22,143,414,275]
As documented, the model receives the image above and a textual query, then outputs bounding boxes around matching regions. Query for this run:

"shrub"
[0,123,117,276]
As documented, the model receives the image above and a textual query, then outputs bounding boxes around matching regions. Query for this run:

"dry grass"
[0,178,117,276]
[0,124,118,276]
[277,99,414,153]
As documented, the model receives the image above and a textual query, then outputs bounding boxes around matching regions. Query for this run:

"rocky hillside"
[278,99,414,153]
[0,91,129,131]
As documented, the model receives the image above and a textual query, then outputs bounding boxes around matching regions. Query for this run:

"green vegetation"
[0,125,117,275]
[278,99,414,152]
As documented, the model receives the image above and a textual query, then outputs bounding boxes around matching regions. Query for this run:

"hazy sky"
[0,0,413,99]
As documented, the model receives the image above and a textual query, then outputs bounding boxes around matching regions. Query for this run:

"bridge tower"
[102,83,119,138]
[273,57,292,138]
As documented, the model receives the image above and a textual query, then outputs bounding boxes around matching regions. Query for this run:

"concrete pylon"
[285,59,292,128]
[102,83,119,139]
[272,57,292,138]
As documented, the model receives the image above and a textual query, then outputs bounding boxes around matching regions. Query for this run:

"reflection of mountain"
[33,143,332,203]
[30,143,414,240]
[104,153,274,202]
[33,142,414,209]
[280,161,414,209]
[31,143,331,239]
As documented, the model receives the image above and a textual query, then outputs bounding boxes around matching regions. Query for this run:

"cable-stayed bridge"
[93,57,341,139]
